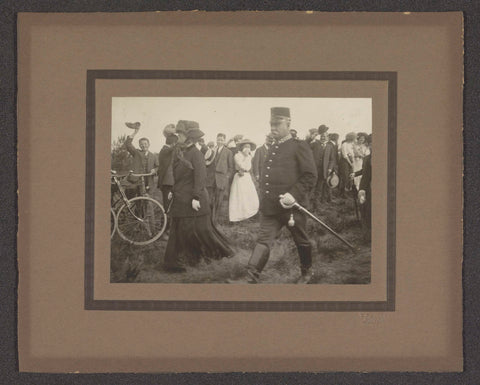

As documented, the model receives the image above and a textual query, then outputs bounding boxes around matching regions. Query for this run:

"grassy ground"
[111,189,370,284]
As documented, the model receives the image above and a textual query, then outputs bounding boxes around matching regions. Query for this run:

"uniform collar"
[276,134,292,144]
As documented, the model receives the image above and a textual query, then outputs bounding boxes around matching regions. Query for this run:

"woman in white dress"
[352,132,371,189]
[229,139,259,222]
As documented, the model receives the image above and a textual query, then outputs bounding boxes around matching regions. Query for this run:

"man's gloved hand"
[279,193,296,209]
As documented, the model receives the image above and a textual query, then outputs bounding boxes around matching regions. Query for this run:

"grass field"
[110,188,371,284]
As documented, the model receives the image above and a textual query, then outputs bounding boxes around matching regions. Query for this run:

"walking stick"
[292,202,356,251]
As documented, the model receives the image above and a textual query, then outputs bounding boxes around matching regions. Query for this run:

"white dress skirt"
[228,153,259,222]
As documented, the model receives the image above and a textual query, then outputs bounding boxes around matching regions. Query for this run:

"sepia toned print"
[110,97,372,284]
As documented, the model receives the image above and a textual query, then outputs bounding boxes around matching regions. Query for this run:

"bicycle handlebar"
[111,170,156,178]
[129,172,156,177]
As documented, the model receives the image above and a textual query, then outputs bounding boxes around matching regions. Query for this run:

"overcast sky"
[111,97,372,153]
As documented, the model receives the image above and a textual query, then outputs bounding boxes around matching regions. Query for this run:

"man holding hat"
[124,122,159,197]
[246,107,318,284]
[311,124,338,207]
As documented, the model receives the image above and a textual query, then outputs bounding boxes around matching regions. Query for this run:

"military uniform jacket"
[259,138,317,215]
[170,145,210,218]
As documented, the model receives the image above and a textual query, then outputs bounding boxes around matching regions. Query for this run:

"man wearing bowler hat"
[246,107,318,284]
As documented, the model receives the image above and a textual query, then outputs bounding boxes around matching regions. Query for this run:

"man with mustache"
[246,107,318,284]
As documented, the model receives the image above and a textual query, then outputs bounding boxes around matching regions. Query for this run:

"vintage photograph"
[110,97,372,284]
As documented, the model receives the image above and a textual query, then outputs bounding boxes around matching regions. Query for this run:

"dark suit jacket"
[259,138,317,215]
[125,136,158,186]
[157,145,175,188]
[252,144,269,180]
[206,146,234,190]
[170,145,210,218]
[322,141,338,179]
[310,140,326,180]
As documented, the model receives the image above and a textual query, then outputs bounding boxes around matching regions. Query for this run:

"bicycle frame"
[111,172,152,222]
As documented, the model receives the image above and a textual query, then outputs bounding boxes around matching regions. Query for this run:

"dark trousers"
[338,158,353,196]
[312,177,331,208]
[257,210,311,249]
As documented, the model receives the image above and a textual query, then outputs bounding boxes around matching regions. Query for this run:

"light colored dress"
[353,143,371,189]
[228,152,259,222]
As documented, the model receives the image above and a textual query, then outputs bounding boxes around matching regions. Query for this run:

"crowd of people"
[116,108,372,283]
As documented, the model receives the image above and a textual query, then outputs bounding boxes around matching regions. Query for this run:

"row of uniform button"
[264,145,279,194]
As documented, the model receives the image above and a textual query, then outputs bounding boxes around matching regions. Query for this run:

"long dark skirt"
[163,214,234,271]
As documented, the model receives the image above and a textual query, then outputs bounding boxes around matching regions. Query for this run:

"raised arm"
[124,127,140,156]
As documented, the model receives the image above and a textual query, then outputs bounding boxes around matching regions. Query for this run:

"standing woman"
[229,139,259,222]
[352,132,370,189]
[338,132,356,198]
[163,120,234,272]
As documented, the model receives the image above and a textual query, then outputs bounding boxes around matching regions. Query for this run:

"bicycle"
[110,170,167,245]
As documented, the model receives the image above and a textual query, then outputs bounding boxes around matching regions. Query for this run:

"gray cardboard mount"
[17,11,463,372]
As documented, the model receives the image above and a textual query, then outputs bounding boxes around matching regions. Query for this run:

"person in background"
[227,134,244,156]
[157,123,178,210]
[351,134,372,242]
[338,132,356,198]
[252,133,274,182]
[290,128,298,139]
[328,133,340,162]
[305,127,319,144]
[206,133,234,222]
[352,132,370,189]
[196,137,209,155]
[124,122,159,198]
[311,127,338,207]
[322,131,339,203]
[204,141,216,166]
[163,120,234,272]
[310,129,328,210]
[228,139,259,222]
[246,107,317,284]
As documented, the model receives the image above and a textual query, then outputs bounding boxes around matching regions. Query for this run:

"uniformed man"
[246,107,318,284]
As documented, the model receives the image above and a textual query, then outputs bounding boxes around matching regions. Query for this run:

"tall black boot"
[296,244,314,284]
[246,243,270,283]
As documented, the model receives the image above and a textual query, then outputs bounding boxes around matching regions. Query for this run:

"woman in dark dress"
[163,120,234,272]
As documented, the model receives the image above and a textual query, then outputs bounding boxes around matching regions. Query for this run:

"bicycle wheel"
[116,196,167,245]
[110,208,117,239]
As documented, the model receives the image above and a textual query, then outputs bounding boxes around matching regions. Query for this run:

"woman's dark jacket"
[170,145,210,218]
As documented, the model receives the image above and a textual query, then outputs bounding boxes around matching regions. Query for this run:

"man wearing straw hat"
[246,107,318,284]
